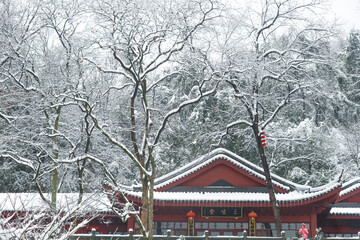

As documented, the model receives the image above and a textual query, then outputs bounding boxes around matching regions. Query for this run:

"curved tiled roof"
[339,177,360,197]
[149,148,311,192]
[122,181,341,206]
[327,178,360,216]
[122,148,343,206]
[329,205,360,216]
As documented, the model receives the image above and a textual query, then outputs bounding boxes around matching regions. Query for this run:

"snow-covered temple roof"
[122,182,341,206]
[2,149,359,218]
[329,207,360,216]
[121,148,343,207]
[136,148,315,192]
[339,177,360,197]
[329,177,360,216]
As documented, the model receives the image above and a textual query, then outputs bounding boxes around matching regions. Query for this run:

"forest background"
[0,0,360,238]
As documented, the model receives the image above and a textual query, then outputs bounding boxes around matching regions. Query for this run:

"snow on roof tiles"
[150,148,310,192]
[329,207,360,216]
[121,149,344,205]
[123,181,341,204]
[339,177,360,197]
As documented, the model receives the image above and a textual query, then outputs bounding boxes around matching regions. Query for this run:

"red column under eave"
[310,208,317,238]
[128,214,135,233]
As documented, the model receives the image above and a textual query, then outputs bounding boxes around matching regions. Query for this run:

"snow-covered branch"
[0,112,16,125]
[0,152,36,171]
[0,193,101,240]
[152,80,220,147]
[260,85,308,130]
[89,113,152,174]
[269,154,315,169]
[146,72,182,92]
[214,119,253,146]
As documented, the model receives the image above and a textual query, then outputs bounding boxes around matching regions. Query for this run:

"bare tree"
[0,0,100,212]
[1,1,219,238]
[215,0,335,236]
[83,0,219,238]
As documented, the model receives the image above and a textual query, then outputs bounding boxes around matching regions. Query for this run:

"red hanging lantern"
[186,211,196,219]
[88,226,100,231]
[260,131,266,147]
[248,211,258,220]
[248,211,257,236]
[186,211,196,236]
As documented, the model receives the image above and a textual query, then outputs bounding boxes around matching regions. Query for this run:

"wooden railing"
[69,229,360,240]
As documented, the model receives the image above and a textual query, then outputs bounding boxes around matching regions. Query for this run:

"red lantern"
[187,211,196,236]
[248,211,258,220]
[248,211,257,236]
[88,226,100,231]
[186,211,196,219]
[260,131,266,147]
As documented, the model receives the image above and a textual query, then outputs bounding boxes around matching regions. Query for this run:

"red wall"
[179,161,265,188]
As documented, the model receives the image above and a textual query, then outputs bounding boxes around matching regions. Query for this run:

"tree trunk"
[148,156,156,240]
[141,176,149,234]
[50,106,62,212]
[252,121,282,236]
[51,164,58,211]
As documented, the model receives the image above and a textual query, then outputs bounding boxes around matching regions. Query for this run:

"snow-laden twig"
[0,193,100,240]
[338,91,360,108]
[214,120,253,146]
[0,112,15,125]
[0,152,35,170]
[269,153,316,169]
[260,85,310,130]
[88,114,152,177]
[152,80,220,147]
[141,0,215,79]
[146,72,181,92]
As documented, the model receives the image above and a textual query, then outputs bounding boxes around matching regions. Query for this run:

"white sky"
[331,0,360,31]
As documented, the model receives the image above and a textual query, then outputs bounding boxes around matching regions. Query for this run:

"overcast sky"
[331,0,360,31]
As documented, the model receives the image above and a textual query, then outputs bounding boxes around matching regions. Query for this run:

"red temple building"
[322,178,360,237]
[1,148,360,238]
[118,148,360,238]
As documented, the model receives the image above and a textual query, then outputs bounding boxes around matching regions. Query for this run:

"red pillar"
[127,215,135,233]
[310,208,317,238]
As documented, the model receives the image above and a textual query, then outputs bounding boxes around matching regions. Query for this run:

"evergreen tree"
[345,30,360,92]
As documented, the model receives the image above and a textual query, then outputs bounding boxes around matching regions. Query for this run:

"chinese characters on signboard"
[201,207,243,218]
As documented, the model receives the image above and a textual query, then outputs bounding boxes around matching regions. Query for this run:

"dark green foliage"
[0,159,35,192]
[345,30,360,87]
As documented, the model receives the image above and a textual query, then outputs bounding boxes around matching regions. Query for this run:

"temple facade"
[117,148,360,238]
[1,149,360,238]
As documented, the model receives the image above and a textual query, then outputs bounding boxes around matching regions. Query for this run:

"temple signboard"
[201,207,243,219]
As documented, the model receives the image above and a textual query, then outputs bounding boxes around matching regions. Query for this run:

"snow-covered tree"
[1,0,359,238]
[83,0,219,238]
[0,0,104,211]
[213,0,337,236]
